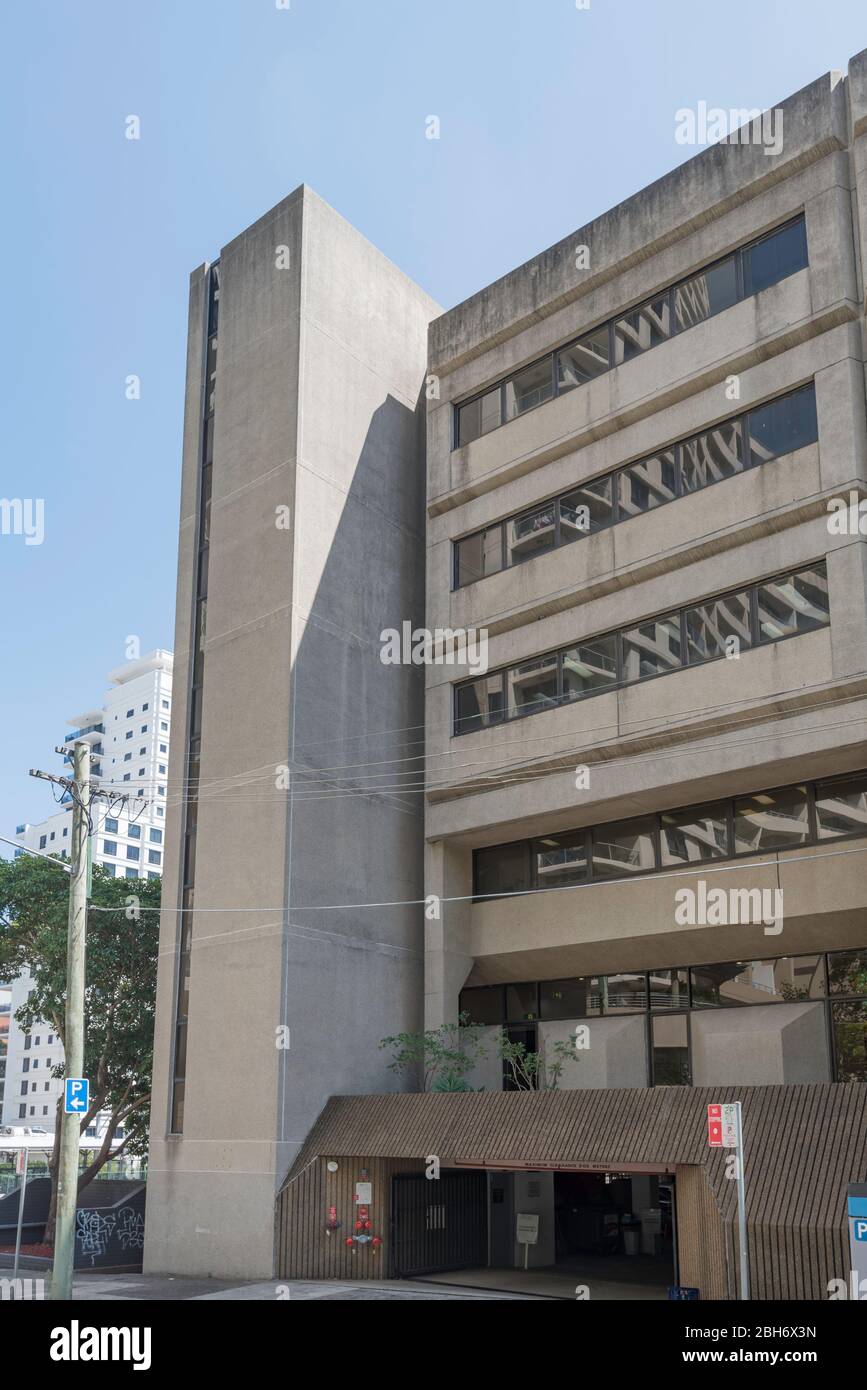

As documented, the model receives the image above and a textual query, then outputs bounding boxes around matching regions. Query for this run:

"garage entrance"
[423,1167,676,1300]
[389,1170,487,1278]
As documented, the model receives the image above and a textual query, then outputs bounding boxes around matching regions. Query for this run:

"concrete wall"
[146,187,439,1279]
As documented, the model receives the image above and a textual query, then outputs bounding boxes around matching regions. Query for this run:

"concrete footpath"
[58,1272,536,1301]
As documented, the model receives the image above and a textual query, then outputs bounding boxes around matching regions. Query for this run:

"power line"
[87,837,867,914]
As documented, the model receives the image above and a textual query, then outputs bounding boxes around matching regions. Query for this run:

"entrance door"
[489,1172,514,1267]
[390,1171,487,1278]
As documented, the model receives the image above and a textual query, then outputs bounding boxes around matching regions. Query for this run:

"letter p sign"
[64,1078,89,1114]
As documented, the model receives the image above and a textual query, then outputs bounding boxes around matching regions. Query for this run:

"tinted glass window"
[557,326,610,392]
[684,591,752,663]
[561,633,618,701]
[733,785,809,854]
[540,977,602,1020]
[674,256,738,331]
[506,501,557,566]
[692,957,824,1007]
[504,359,554,419]
[535,830,588,889]
[455,674,504,734]
[474,843,531,899]
[460,988,503,1026]
[506,984,539,1021]
[680,419,745,492]
[614,294,672,364]
[743,219,808,296]
[455,527,503,586]
[602,973,647,1013]
[591,818,656,880]
[832,1000,867,1081]
[651,1014,690,1085]
[506,654,559,718]
[617,450,678,519]
[827,949,867,997]
[815,775,867,840]
[559,476,615,539]
[621,614,682,681]
[660,803,729,865]
[649,969,690,1010]
[458,387,501,446]
[746,385,817,466]
[756,563,829,642]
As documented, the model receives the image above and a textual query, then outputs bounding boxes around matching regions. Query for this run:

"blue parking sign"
[64,1078,89,1114]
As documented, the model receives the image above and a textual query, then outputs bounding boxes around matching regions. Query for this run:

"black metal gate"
[390,1170,488,1277]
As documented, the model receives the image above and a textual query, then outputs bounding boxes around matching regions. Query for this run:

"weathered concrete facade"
[149,52,867,1288]
[145,187,439,1279]
[424,54,867,1101]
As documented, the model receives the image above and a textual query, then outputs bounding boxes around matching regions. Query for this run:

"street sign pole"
[734,1101,750,1301]
[708,1100,750,1300]
[51,738,90,1301]
[13,1146,29,1280]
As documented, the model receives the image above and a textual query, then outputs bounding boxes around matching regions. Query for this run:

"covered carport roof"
[283,1083,867,1218]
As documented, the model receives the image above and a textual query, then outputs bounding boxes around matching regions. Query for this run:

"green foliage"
[0,853,160,1168]
[380,1013,488,1091]
[496,1032,576,1091]
[380,1013,580,1092]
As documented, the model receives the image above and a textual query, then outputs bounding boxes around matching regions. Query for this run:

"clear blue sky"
[1,0,864,840]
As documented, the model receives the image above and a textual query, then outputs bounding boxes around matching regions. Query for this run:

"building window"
[455,562,829,734]
[39,835,47,849]
[126,731,133,740]
[557,325,610,392]
[651,1014,691,1085]
[127,845,140,862]
[452,380,818,587]
[660,803,728,865]
[474,842,532,899]
[473,769,867,899]
[159,743,168,754]
[742,217,808,296]
[126,708,134,718]
[148,850,161,865]
[162,699,170,710]
[453,217,808,450]
[756,564,829,642]
[592,818,657,881]
[124,753,132,762]
[125,868,137,880]
[128,824,141,839]
[733,785,810,854]
[149,828,163,844]
[102,840,117,856]
[535,830,588,889]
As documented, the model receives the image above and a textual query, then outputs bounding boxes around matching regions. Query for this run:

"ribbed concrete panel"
[277,1085,867,1298]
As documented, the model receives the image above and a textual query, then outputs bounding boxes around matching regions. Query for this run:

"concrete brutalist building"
[147,56,867,1296]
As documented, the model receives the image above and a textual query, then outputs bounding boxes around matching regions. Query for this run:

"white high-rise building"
[2,651,173,1128]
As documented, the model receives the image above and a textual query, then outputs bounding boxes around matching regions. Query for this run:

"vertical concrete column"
[815,344,867,490]
[804,175,859,314]
[424,838,474,1030]
[826,538,867,677]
